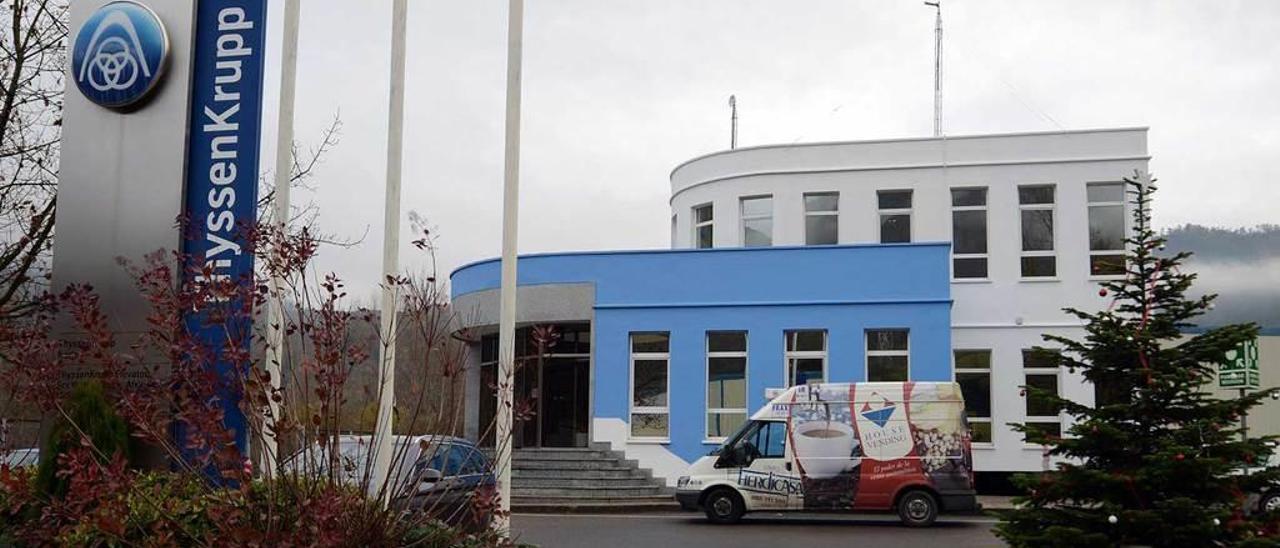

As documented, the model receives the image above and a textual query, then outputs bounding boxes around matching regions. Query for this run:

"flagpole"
[372,0,408,503]
[263,0,301,477]
[495,0,524,535]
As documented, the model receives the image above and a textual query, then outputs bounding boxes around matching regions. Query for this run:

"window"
[878,189,913,243]
[736,421,786,459]
[951,188,988,279]
[630,332,670,438]
[693,204,713,249]
[1023,348,1062,442]
[954,350,992,444]
[866,330,909,381]
[804,192,839,245]
[784,330,826,386]
[1018,185,1056,278]
[740,196,773,247]
[707,331,748,439]
[1088,182,1126,276]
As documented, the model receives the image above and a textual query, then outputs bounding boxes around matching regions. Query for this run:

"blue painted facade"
[450,243,953,463]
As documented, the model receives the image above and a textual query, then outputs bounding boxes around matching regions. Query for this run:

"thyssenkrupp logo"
[72,1,169,109]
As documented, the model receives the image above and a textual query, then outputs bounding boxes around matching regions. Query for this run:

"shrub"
[34,380,133,498]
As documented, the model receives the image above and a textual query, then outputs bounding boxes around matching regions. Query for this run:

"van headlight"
[677,476,690,488]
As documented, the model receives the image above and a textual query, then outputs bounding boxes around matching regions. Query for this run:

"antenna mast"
[925,1,942,137]
[729,95,738,149]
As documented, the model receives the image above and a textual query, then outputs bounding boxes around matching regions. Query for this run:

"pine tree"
[996,174,1280,547]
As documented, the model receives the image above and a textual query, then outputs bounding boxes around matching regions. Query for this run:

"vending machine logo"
[859,395,896,428]
[71,1,169,109]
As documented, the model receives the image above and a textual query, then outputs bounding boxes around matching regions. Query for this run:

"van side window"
[760,422,786,458]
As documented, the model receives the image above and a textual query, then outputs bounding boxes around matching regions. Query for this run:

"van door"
[725,420,800,510]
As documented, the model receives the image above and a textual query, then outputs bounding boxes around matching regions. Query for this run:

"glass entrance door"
[477,324,591,449]
[540,357,589,448]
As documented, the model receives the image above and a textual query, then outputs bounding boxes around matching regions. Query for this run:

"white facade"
[668,127,1150,473]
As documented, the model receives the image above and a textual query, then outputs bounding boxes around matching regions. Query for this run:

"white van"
[675,382,978,526]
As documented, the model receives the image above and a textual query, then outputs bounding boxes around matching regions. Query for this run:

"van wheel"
[1261,492,1280,514]
[897,490,938,527]
[703,489,745,524]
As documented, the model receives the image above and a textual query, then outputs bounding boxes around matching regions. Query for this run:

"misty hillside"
[1163,224,1280,334]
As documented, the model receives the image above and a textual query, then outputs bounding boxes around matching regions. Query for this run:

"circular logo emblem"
[71,1,169,109]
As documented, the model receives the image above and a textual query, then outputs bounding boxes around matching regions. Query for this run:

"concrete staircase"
[509,445,678,513]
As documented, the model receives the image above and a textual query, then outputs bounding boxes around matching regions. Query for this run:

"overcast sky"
[255,1,1280,301]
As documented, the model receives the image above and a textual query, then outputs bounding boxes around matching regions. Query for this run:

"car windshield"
[412,443,489,478]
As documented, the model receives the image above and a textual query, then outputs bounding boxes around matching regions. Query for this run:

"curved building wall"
[668,128,1150,473]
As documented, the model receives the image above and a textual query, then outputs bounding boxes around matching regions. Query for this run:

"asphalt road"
[511,512,1003,547]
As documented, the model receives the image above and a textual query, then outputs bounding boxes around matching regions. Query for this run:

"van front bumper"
[675,491,701,511]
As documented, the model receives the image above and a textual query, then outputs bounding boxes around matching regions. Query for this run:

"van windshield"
[709,419,757,455]
[714,420,786,460]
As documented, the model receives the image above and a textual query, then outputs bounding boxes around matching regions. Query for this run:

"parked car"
[281,435,496,528]
[1246,443,1280,515]
[675,382,978,527]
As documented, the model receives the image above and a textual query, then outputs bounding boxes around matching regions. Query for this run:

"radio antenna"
[728,95,739,149]
[925,1,942,136]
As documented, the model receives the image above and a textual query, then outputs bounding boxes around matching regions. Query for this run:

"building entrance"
[479,324,590,448]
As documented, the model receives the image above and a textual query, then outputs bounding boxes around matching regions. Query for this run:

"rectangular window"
[706,331,748,439]
[867,329,909,381]
[1023,348,1062,442]
[630,332,671,439]
[1088,182,1126,276]
[693,204,714,249]
[954,350,992,444]
[1018,185,1056,278]
[740,196,773,247]
[951,187,988,279]
[804,192,839,245]
[784,330,827,386]
[878,189,913,243]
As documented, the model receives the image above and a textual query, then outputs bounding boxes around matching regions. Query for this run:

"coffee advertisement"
[783,382,972,509]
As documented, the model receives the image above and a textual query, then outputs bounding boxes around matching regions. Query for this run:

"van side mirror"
[716,444,752,468]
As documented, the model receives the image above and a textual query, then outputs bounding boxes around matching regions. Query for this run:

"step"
[513,459,638,471]
[512,468,650,480]
[513,486,669,498]
[512,451,618,461]
[513,477,658,489]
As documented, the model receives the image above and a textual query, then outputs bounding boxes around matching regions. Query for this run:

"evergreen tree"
[34,381,133,498]
[996,174,1280,547]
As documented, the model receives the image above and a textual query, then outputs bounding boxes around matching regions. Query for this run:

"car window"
[458,447,487,475]
[759,422,786,458]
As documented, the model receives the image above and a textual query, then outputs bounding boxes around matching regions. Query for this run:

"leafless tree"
[0,0,66,322]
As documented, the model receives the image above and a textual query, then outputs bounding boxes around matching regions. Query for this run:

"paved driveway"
[512,512,1003,547]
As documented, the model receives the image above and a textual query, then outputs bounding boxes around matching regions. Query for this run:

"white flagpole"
[372,0,408,503]
[495,0,524,535]
[263,0,301,477]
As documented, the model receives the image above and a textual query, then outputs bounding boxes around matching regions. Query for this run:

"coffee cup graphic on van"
[793,420,855,479]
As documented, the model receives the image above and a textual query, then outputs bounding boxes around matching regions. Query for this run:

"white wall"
[668,128,1151,472]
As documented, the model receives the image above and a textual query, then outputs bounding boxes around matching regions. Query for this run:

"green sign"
[1220,338,1260,389]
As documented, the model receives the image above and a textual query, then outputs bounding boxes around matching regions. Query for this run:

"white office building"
[668,127,1149,474]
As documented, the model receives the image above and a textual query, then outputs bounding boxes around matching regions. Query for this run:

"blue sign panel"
[71,1,170,109]
[181,0,268,462]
